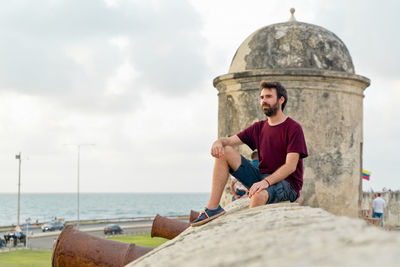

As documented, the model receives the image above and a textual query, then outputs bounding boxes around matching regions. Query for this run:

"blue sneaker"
[190,205,226,227]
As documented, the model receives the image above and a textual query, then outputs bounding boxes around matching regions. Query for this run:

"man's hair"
[251,150,258,160]
[377,193,381,197]
[260,81,288,111]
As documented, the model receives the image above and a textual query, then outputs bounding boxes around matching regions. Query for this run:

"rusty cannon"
[52,225,153,267]
[189,210,200,223]
[151,214,191,240]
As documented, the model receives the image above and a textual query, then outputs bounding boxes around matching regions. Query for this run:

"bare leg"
[206,146,241,209]
[249,191,269,208]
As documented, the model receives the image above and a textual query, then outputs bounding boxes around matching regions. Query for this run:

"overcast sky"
[0,0,398,193]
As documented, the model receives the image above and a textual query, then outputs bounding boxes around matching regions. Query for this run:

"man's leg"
[191,146,242,226]
[249,180,298,208]
[206,146,241,209]
[376,213,384,227]
[249,191,269,208]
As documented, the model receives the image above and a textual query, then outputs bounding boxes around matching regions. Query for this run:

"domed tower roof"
[229,9,355,74]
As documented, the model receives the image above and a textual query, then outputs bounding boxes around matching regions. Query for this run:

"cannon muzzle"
[189,210,200,223]
[52,225,153,267]
[151,214,190,240]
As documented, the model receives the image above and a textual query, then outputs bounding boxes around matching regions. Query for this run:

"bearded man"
[191,81,308,227]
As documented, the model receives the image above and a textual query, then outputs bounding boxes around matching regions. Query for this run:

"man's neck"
[267,112,287,126]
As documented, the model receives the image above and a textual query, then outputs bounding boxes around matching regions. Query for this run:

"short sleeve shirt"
[236,117,308,195]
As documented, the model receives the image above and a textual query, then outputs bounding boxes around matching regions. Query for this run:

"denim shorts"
[230,155,298,204]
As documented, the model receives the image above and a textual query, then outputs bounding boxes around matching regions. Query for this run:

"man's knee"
[249,190,269,208]
[256,190,269,202]
[222,146,241,169]
[223,146,236,155]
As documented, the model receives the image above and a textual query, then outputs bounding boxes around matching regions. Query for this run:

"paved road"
[24,218,154,236]
[27,223,153,250]
[2,216,188,251]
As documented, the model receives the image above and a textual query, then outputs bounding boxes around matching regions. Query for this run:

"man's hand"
[249,152,299,197]
[210,136,243,158]
[249,180,269,197]
[211,140,225,158]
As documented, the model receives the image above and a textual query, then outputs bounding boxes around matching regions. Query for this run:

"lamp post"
[66,144,95,229]
[15,152,22,227]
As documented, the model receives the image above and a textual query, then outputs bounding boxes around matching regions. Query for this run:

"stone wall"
[361,191,400,226]
[128,199,400,267]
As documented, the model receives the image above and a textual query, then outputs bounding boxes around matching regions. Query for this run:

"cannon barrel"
[52,225,153,267]
[151,214,190,240]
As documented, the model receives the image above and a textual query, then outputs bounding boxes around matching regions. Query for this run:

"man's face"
[260,88,280,117]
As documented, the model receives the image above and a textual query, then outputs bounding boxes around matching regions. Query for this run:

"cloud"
[0,0,207,113]
[312,0,400,79]
[362,78,400,190]
[1,0,399,195]
[0,87,218,193]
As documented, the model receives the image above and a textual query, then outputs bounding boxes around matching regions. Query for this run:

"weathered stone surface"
[127,199,400,267]
[229,21,355,74]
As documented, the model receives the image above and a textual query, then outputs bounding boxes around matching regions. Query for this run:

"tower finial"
[289,8,296,22]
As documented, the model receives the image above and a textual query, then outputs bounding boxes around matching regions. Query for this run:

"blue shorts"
[230,155,298,204]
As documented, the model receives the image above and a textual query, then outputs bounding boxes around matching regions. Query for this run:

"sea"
[0,193,209,227]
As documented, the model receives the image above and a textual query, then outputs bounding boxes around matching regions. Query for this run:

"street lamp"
[15,152,22,227]
[65,144,95,229]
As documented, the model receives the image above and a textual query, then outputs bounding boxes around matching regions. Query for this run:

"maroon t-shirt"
[236,117,308,195]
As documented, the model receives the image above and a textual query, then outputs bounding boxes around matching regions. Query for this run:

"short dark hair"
[377,193,381,197]
[251,150,258,160]
[260,81,288,111]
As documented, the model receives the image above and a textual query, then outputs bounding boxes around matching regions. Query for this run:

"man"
[191,81,308,227]
[230,176,248,201]
[372,193,386,227]
[229,150,258,201]
[250,150,259,168]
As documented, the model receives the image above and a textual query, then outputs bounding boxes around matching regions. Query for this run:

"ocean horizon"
[0,192,210,227]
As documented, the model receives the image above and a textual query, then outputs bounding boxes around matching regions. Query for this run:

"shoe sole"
[190,210,226,227]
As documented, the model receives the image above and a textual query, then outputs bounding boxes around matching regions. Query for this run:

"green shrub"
[107,233,167,248]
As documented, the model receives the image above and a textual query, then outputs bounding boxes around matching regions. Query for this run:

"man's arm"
[230,180,239,200]
[249,152,299,197]
[211,135,243,158]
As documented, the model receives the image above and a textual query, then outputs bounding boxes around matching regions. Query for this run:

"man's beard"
[262,101,279,117]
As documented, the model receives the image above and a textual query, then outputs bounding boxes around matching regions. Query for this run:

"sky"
[0,0,398,193]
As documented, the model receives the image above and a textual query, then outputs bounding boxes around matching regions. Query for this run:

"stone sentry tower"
[214,9,370,217]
